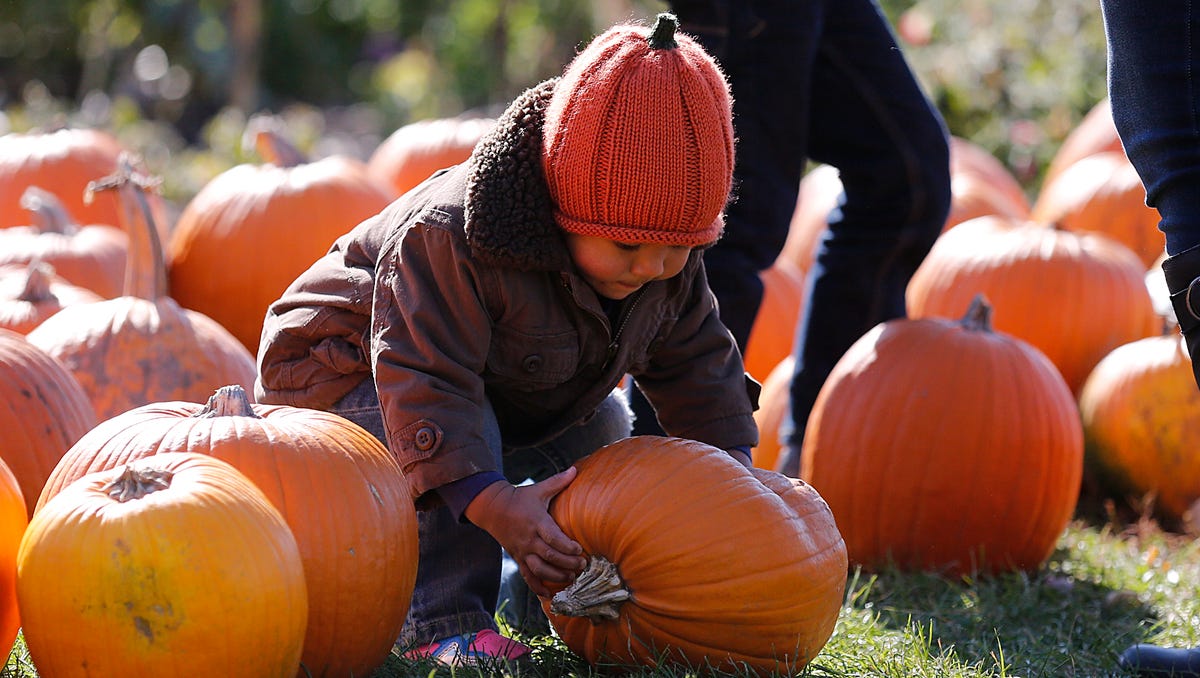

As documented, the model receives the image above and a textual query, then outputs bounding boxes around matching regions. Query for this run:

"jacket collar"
[463,78,572,272]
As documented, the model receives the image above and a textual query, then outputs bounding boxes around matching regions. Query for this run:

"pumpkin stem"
[549,555,631,623]
[197,384,261,419]
[85,155,167,300]
[243,115,308,168]
[960,293,995,333]
[17,259,57,303]
[19,186,78,235]
[105,465,174,502]
[647,13,679,50]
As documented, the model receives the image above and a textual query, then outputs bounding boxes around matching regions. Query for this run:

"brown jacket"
[257,79,759,504]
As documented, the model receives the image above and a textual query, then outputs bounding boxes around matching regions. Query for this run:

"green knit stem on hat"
[648,13,679,50]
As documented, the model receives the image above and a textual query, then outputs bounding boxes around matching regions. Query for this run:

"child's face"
[564,233,693,300]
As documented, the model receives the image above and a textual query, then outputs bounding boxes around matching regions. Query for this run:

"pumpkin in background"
[743,258,805,384]
[38,384,419,678]
[0,328,96,518]
[367,116,496,198]
[0,187,129,299]
[542,436,847,676]
[751,354,794,472]
[0,127,127,230]
[1031,151,1163,268]
[0,261,102,334]
[1079,333,1200,524]
[944,136,1031,232]
[26,158,257,421]
[0,457,27,669]
[802,296,1083,576]
[166,116,394,353]
[778,164,841,274]
[1042,97,1123,188]
[19,452,307,677]
[907,214,1159,394]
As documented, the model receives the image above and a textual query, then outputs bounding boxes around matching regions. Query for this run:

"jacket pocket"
[485,325,580,391]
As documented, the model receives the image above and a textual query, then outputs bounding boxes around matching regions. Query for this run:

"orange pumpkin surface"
[19,452,307,677]
[367,116,496,198]
[907,214,1159,393]
[543,436,847,676]
[1079,334,1200,523]
[38,385,419,678]
[0,128,126,230]
[743,258,805,384]
[802,297,1083,576]
[0,457,27,668]
[0,262,102,335]
[167,121,394,353]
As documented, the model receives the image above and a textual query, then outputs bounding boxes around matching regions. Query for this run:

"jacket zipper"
[606,287,646,368]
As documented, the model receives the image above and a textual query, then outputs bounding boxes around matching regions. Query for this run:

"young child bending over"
[254,13,759,668]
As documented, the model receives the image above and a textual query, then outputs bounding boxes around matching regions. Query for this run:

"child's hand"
[464,467,587,597]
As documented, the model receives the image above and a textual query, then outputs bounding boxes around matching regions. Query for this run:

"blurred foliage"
[0,0,1109,208]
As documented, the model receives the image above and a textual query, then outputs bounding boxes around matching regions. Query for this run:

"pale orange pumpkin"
[0,328,96,518]
[18,452,308,677]
[779,163,841,274]
[1079,333,1200,523]
[26,158,257,421]
[0,127,126,230]
[0,457,27,668]
[751,354,794,472]
[945,136,1031,231]
[907,214,1160,393]
[0,261,102,335]
[0,186,129,299]
[367,116,496,198]
[166,117,395,353]
[1031,151,1164,268]
[38,384,419,678]
[802,296,1083,576]
[542,436,847,676]
[1042,97,1124,188]
[743,258,805,384]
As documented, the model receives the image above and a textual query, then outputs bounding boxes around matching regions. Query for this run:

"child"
[255,13,759,668]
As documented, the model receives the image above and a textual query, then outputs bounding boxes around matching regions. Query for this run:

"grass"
[5,509,1198,677]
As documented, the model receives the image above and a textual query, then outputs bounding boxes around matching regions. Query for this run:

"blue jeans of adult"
[329,378,632,646]
[659,0,950,469]
[1101,0,1200,256]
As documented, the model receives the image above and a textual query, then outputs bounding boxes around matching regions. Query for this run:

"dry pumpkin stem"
[85,155,168,299]
[550,555,631,623]
[20,186,78,235]
[18,260,56,303]
[196,384,261,419]
[960,293,994,332]
[105,466,174,502]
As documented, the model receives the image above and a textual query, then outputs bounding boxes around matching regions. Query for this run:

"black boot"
[1118,644,1200,677]
[1161,243,1200,390]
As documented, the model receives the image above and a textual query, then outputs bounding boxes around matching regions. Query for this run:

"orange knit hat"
[542,13,735,247]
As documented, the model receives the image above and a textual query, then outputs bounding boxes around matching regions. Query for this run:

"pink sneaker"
[403,629,532,667]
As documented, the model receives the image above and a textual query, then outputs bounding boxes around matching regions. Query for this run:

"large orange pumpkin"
[542,436,847,676]
[0,457,27,669]
[1079,334,1200,523]
[0,328,96,518]
[26,158,257,421]
[907,214,1160,393]
[0,127,126,230]
[166,118,394,353]
[1042,97,1124,188]
[0,186,129,299]
[366,115,495,198]
[18,452,308,677]
[38,384,419,678]
[743,258,805,384]
[801,296,1083,576]
[0,262,102,335]
[1031,151,1164,268]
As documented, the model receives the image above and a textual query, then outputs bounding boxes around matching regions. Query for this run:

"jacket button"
[414,427,436,451]
[522,354,543,372]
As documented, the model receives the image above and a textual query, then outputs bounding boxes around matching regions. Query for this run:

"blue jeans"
[668,0,951,469]
[1101,0,1200,256]
[330,378,632,645]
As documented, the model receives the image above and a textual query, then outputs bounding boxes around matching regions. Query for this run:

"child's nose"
[630,251,667,279]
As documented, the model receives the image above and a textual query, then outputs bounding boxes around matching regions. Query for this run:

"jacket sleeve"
[635,258,760,448]
[370,217,499,506]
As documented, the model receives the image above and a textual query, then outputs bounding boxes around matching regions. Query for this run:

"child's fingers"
[532,465,577,500]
